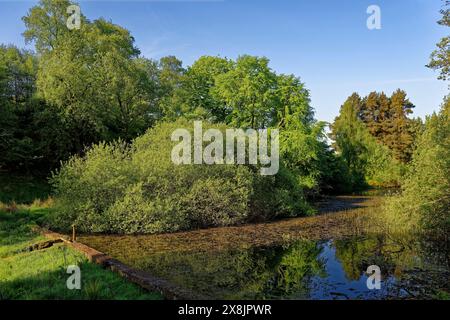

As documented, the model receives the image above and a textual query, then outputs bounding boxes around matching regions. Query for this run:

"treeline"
[330,0,449,238]
[330,90,423,189]
[1,1,320,175]
[380,2,450,238]
[381,99,449,238]
[0,0,422,191]
[1,0,341,196]
[1,0,448,236]
[331,92,449,238]
[0,0,348,233]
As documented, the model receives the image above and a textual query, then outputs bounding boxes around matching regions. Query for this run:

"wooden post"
[72,224,76,242]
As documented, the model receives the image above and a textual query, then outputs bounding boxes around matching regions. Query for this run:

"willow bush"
[49,120,311,234]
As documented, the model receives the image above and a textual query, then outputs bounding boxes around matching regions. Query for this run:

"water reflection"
[124,235,449,299]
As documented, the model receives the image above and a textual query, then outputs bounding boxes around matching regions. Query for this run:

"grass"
[0,173,162,300]
[0,174,51,204]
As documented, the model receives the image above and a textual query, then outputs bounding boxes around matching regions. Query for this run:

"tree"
[330,93,403,189]
[0,45,38,170]
[382,98,450,237]
[354,90,416,163]
[381,1,450,237]
[384,89,415,162]
[158,55,232,122]
[360,91,391,140]
[274,74,314,129]
[23,1,158,146]
[0,45,73,173]
[360,91,380,137]
[428,1,450,81]
[274,74,330,193]
[22,0,86,54]
[0,45,36,106]
[214,55,277,129]
[181,56,232,122]
[156,56,186,119]
[330,93,368,188]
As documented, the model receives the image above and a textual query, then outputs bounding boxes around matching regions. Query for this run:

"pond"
[79,196,450,299]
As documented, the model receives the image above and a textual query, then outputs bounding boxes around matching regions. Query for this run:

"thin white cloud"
[140,38,192,59]
[366,77,437,85]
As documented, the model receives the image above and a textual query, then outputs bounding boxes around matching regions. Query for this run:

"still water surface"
[80,197,449,299]
[136,236,449,299]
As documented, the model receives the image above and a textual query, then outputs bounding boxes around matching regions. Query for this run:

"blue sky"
[0,0,448,123]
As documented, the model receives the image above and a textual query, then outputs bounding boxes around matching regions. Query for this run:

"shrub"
[378,100,450,238]
[49,140,136,232]
[49,120,312,234]
[365,137,404,188]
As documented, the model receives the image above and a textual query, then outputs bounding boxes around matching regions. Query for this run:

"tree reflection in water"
[132,235,449,299]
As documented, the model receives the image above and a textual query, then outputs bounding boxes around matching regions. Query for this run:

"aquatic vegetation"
[79,197,449,299]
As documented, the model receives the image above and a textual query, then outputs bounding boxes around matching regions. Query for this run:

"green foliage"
[4,0,342,229]
[0,174,51,204]
[330,93,403,189]
[274,74,337,195]
[280,120,327,192]
[124,240,325,299]
[330,94,371,189]
[22,0,84,54]
[159,55,317,131]
[157,55,340,196]
[356,90,416,163]
[364,139,405,187]
[213,55,277,129]
[381,98,450,237]
[0,45,74,172]
[49,120,312,234]
[35,24,155,141]
[428,1,450,81]
[161,56,232,122]
[5,0,344,196]
[184,56,233,121]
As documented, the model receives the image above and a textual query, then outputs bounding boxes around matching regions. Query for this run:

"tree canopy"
[428,1,450,81]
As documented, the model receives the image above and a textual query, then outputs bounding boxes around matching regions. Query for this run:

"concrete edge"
[40,228,210,300]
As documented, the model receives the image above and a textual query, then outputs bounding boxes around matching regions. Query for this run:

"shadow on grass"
[0,260,161,300]
[0,209,50,254]
[0,173,51,205]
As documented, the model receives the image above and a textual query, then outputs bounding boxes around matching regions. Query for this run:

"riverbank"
[77,195,449,300]
[0,206,162,300]
[79,195,378,257]
[2,194,448,300]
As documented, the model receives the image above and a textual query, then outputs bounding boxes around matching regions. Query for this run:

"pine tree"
[385,89,415,162]
[428,1,450,81]
[357,90,415,163]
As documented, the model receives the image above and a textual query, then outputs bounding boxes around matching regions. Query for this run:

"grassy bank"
[0,174,51,205]
[0,174,162,300]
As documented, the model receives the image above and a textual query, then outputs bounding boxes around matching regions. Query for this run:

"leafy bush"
[330,94,403,190]
[364,136,405,187]
[379,100,450,238]
[49,120,311,234]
